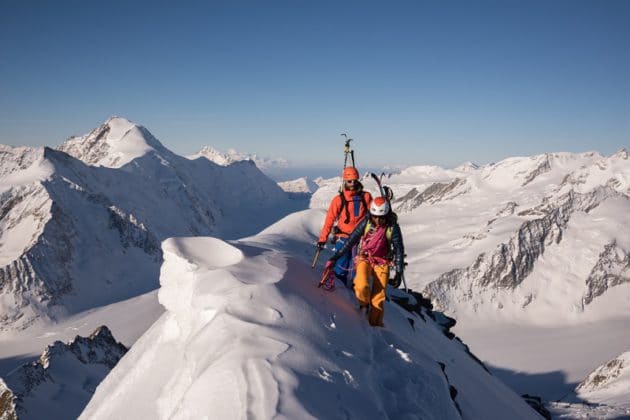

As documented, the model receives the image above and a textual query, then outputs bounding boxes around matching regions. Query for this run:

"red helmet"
[370,196,390,216]
[342,167,359,181]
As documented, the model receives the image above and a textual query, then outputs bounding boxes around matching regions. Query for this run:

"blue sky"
[1,1,628,169]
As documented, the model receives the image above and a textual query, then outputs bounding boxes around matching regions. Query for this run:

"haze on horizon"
[1,1,628,169]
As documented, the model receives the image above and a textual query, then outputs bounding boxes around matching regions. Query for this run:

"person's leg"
[353,260,372,307]
[333,238,350,285]
[368,264,389,327]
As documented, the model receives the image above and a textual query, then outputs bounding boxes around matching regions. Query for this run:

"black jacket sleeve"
[391,222,405,274]
[331,217,368,260]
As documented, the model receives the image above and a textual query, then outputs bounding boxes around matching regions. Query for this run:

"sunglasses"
[372,215,386,220]
[345,179,358,184]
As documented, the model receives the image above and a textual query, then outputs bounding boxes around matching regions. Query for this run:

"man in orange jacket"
[318,167,372,287]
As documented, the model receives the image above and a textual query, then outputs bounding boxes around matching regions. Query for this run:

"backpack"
[338,181,369,224]
[358,212,398,258]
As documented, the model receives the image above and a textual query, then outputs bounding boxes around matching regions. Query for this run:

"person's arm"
[330,217,367,260]
[318,196,341,243]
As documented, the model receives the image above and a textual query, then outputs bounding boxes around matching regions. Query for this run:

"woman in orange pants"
[328,196,405,327]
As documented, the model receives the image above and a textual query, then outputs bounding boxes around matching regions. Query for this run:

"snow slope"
[81,211,539,420]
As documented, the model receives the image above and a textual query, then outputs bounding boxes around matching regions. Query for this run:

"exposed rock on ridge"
[583,240,630,305]
[394,178,468,213]
[0,326,126,420]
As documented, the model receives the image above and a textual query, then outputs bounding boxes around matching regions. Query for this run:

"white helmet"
[370,196,390,216]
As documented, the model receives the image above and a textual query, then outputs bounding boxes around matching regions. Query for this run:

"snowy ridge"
[189,145,290,170]
[0,326,126,420]
[277,176,319,194]
[0,118,298,331]
[576,351,630,408]
[82,222,538,419]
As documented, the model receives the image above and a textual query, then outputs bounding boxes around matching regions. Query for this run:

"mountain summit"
[58,117,169,168]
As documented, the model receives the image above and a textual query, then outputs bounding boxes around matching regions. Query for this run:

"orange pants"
[354,259,389,327]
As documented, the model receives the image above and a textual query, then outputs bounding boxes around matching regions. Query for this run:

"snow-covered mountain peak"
[188,146,246,166]
[612,148,629,160]
[58,117,168,168]
[454,161,480,172]
[189,145,290,170]
[277,176,319,194]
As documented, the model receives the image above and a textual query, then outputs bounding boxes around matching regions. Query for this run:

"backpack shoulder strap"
[339,191,352,224]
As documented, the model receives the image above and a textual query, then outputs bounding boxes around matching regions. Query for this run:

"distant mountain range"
[0,117,298,331]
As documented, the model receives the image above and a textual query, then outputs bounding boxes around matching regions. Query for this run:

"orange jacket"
[319,189,372,242]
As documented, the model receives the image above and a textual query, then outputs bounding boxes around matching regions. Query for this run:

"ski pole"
[311,246,322,269]
[401,272,409,294]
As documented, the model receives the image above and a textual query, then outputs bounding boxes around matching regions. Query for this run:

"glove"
[317,241,326,250]
[389,272,402,288]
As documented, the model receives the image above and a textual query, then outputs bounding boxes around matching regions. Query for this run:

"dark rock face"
[2,326,127,419]
[583,241,630,305]
[424,187,625,312]
[522,155,552,186]
[521,394,551,420]
[58,122,113,166]
[394,178,468,213]
[0,380,18,420]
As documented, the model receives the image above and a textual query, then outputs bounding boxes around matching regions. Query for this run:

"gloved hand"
[317,241,326,250]
[389,272,402,288]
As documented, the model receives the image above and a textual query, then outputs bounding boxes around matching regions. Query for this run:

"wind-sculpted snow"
[0,326,127,420]
[81,234,538,420]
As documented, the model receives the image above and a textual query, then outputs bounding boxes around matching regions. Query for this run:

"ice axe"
[311,244,322,269]
[341,133,355,168]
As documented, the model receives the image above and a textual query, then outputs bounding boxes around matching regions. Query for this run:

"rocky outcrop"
[394,178,468,213]
[424,187,624,311]
[576,351,629,393]
[1,326,127,420]
[0,146,44,179]
[58,122,113,166]
[0,380,17,420]
[522,154,552,186]
[583,241,630,305]
[107,206,161,256]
